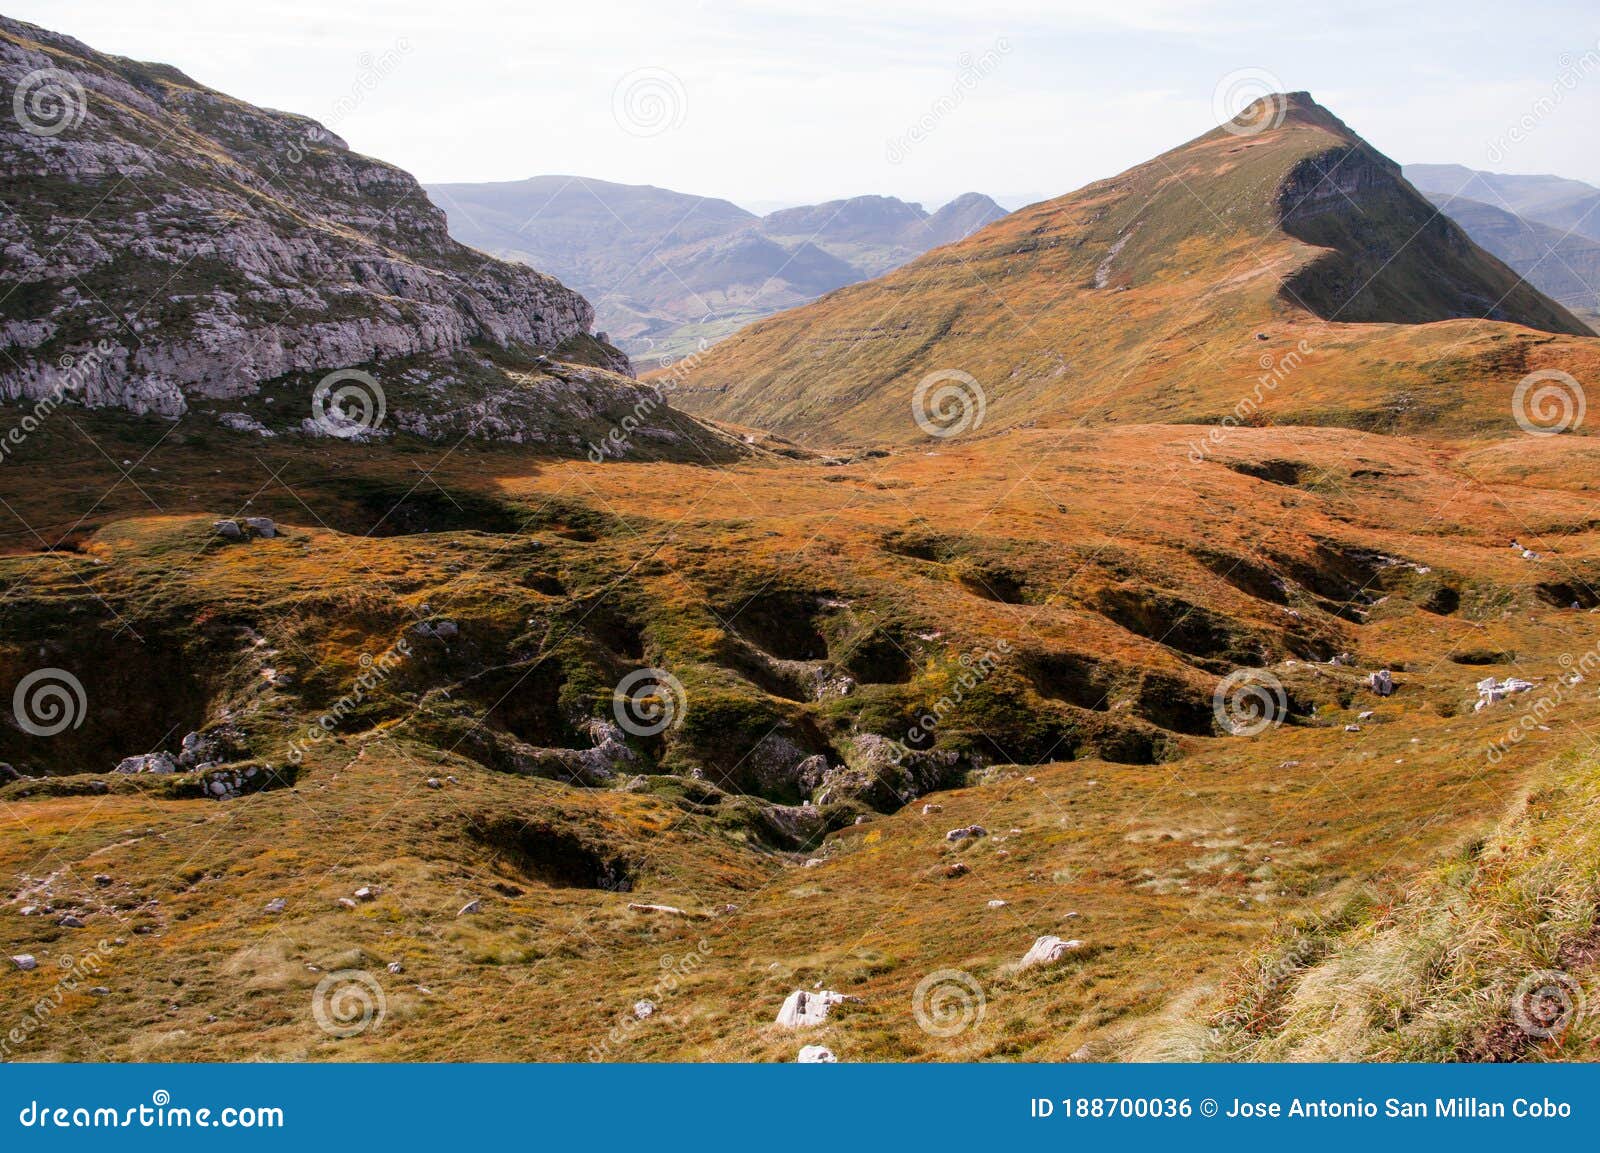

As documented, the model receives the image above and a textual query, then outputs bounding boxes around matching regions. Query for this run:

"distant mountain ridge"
[425,176,1007,365]
[1404,165,1600,328]
[1406,164,1600,243]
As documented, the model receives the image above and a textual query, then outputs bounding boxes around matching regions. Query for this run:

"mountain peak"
[668,94,1594,443]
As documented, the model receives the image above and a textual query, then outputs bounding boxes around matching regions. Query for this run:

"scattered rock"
[798,1045,837,1063]
[775,989,853,1028]
[242,516,276,538]
[387,961,404,975]
[212,519,244,540]
[945,824,988,842]
[263,898,286,914]
[93,874,112,887]
[11,954,37,971]
[336,897,358,909]
[1475,676,1536,710]
[1368,669,1394,697]
[412,619,460,640]
[944,861,971,878]
[987,899,1008,909]
[803,858,824,869]
[457,899,481,916]
[353,886,378,902]
[113,753,176,775]
[1357,710,1375,720]
[922,803,944,815]
[425,778,443,789]
[1344,724,1361,732]
[633,1000,656,1020]
[1018,935,1083,970]
[57,914,85,928]
[90,986,110,996]
[626,902,698,918]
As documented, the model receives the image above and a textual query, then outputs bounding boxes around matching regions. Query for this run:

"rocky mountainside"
[426,176,1006,365]
[669,93,1595,443]
[0,17,737,455]
[1406,163,1600,243]
[1420,193,1600,326]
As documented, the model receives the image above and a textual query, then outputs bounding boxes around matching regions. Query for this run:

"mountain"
[669,93,1595,443]
[1419,193,1600,325]
[0,17,739,456]
[1406,163,1600,243]
[426,178,1006,365]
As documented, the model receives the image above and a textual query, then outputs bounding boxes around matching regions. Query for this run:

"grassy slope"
[665,98,1597,444]
[5,419,1600,1059]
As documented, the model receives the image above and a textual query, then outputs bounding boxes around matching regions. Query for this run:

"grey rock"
[262,898,286,914]
[242,516,277,538]
[212,520,245,541]
[11,954,38,971]
[457,898,481,917]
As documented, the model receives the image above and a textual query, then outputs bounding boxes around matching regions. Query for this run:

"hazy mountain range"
[425,177,1006,365]
[1406,164,1600,325]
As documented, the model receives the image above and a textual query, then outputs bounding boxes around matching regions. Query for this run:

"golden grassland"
[3,408,1600,1060]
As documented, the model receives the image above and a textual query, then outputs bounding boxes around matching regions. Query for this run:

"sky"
[11,0,1600,211]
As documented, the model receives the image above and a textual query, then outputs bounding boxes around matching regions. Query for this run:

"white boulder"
[1018,936,1082,971]
[775,989,851,1029]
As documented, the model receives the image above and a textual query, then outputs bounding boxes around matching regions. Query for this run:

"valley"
[2,15,1599,1066]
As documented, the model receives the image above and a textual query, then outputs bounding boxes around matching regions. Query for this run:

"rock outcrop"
[0,17,655,441]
